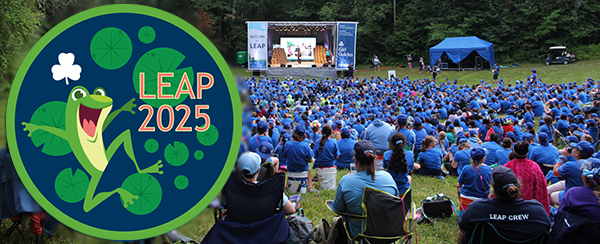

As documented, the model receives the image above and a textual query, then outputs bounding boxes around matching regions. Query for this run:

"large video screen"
[280,37,316,61]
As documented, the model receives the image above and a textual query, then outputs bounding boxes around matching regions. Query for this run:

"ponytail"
[364,152,377,181]
[389,133,408,173]
[319,125,333,151]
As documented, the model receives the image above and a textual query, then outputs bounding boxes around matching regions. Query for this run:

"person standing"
[419,57,425,73]
[407,54,413,70]
[492,63,499,84]
[372,55,381,71]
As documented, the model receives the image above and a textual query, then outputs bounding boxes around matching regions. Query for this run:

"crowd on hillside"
[224,73,600,243]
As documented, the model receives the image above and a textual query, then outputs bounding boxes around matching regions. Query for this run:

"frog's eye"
[94,88,106,96]
[71,88,87,101]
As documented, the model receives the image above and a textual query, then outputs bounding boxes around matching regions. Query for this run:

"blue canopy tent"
[429,36,495,69]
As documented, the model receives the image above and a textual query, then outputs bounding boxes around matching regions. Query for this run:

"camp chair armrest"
[325,200,366,219]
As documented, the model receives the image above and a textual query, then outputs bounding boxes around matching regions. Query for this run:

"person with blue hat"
[457,147,492,217]
[362,112,395,153]
[256,141,279,180]
[412,117,428,159]
[249,120,273,153]
[558,158,600,223]
[335,128,356,169]
[528,132,559,176]
[549,141,595,206]
[234,152,296,215]
[390,114,416,151]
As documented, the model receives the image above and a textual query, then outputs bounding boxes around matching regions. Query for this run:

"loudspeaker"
[312,64,317,67]
[252,71,260,76]
[323,64,329,67]
[268,65,271,68]
[280,64,285,67]
[331,64,335,68]
[287,64,292,68]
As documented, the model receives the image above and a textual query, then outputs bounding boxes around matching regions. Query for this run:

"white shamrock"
[51,53,82,85]
[339,41,344,47]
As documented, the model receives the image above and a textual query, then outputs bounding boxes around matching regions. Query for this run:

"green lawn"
[0,60,592,243]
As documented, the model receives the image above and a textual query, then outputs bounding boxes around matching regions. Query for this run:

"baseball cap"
[586,119,596,126]
[470,147,488,161]
[341,127,351,137]
[569,124,579,130]
[491,166,519,192]
[257,120,268,134]
[375,112,384,120]
[538,132,549,146]
[294,125,306,136]
[493,118,501,124]
[283,122,291,129]
[397,114,408,124]
[353,140,376,162]
[414,118,422,125]
[566,135,579,147]
[335,120,343,128]
[574,141,594,157]
[581,158,600,186]
[257,141,273,160]
[282,133,292,142]
[237,152,261,176]
[458,138,468,145]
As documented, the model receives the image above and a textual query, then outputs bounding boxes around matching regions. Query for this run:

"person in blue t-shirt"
[457,147,492,216]
[275,133,292,171]
[528,132,559,176]
[335,128,356,169]
[492,63,499,84]
[313,125,339,169]
[449,138,472,176]
[415,136,445,178]
[384,133,417,195]
[495,138,513,166]
[548,141,594,206]
[284,125,316,191]
[538,116,555,144]
[331,140,398,238]
[481,133,503,166]
[249,120,272,153]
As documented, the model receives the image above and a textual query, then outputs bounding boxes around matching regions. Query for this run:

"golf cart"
[545,46,576,65]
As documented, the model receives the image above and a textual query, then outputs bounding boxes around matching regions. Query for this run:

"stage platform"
[265,62,337,77]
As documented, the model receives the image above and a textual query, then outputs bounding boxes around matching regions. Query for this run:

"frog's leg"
[83,174,138,212]
[105,129,163,174]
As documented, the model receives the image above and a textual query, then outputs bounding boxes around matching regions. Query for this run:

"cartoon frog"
[22,86,163,212]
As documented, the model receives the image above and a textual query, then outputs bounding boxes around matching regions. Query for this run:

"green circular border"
[6,4,241,240]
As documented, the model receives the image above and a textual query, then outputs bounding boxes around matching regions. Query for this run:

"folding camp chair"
[548,211,600,244]
[203,173,289,244]
[327,187,414,244]
[467,222,548,244]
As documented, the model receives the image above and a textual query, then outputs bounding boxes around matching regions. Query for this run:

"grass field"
[0,60,590,243]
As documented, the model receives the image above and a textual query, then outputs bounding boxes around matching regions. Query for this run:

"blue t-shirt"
[481,141,503,165]
[275,145,287,167]
[495,148,511,166]
[454,148,472,175]
[458,165,492,199]
[284,140,314,172]
[529,145,559,166]
[332,171,398,237]
[248,135,272,153]
[313,138,339,168]
[418,148,443,170]
[383,150,415,195]
[335,138,356,168]
[558,159,586,195]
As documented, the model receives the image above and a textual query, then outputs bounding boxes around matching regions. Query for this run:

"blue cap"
[257,120,268,134]
[471,148,488,161]
[566,136,579,146]
[493,118,501,124]
[575,141,594,157]
[341,127,350,137]
[569,124,579,130]
[526,122,534,129]
[458,138,468,144]
[448,124,455,130]
[283,122,291,129]
[335,120,343,128]
[257,141,274,160]
[397,114,408,124]
[522,132,534,140]
[587,119,596,126]
[375,112,384,120]
[506,131,515,140]
[414,118,422,125]
[282,133,292,142]
[538,132,549,146]
[294,125,306,136]
[237,152,261,175]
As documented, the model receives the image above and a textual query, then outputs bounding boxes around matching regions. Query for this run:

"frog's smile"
[79,104,102,138]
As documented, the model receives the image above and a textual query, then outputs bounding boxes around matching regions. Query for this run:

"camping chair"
[202,173,289,244]
[327,187,413,244]
[548,211,600,244]
[257,160,275,181]
[466,222,548,244]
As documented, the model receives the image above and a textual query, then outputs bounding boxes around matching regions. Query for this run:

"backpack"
[421,193,456,218]
[287,208,314,244]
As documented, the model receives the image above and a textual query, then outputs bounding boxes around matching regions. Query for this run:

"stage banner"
[247,22,268,70]
[336,22,357,69]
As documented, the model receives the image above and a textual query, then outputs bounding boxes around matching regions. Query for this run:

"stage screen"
[281,37,316,61]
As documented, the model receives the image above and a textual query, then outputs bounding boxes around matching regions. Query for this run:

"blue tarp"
[429,36,495,67]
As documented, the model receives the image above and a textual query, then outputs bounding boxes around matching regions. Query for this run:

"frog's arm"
[22,122,68,139]
[103,98,136,131]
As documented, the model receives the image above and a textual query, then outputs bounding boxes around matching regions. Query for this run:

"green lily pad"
[164,141,189,166]
[55,168,89,203]
[29,101,71,156]
[194,150,204,160]
[90,27,132,70]
[174,175,189,190]
[138,26,156,44]
[196,124,219,146]
[144,138,159,153]
[121,173,162,215]
[132,47,194,108]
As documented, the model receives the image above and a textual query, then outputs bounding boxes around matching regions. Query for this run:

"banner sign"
[336,22,357,69]
[247,22,268,70]
[6,4,241,240]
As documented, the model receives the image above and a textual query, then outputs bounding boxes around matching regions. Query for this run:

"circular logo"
[6,4,241,240]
